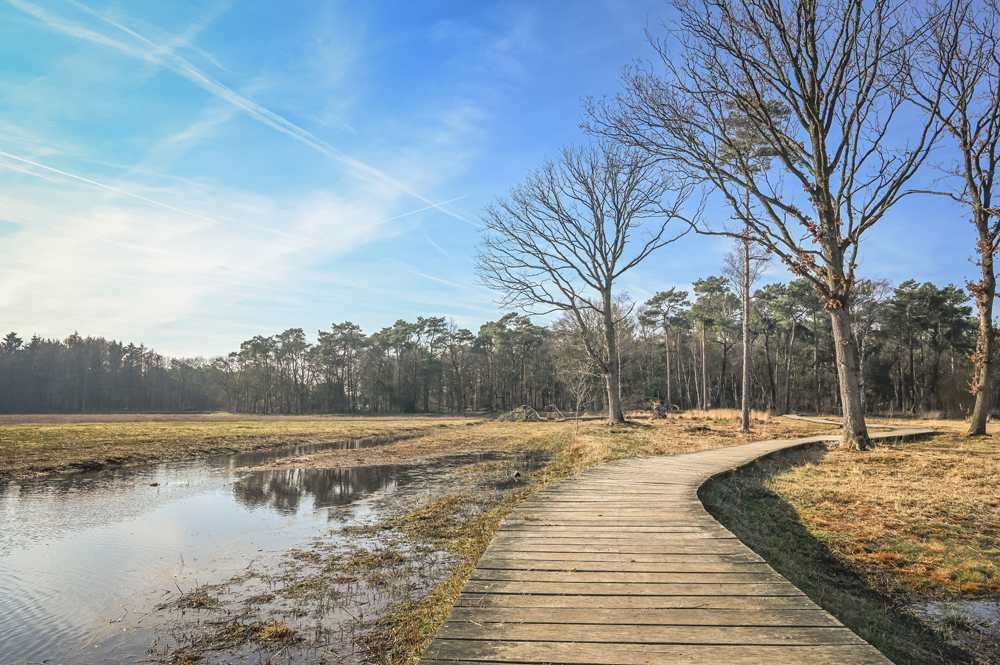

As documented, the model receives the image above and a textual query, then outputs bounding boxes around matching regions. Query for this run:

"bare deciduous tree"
[908,0,1000,436]
[585,0,951,448]
[476,142,691,424]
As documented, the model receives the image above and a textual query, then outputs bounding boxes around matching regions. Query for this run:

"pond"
[0,436,544,664]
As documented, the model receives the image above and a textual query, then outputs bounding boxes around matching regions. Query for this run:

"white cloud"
[8,0,472,224]
[0,165,413,345]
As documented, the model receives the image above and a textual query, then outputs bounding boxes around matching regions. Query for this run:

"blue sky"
[0,0,979,357]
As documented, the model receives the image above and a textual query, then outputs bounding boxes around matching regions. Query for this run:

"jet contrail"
[9,0,477,227]
[0,148,223,225]
[0,149,469,244]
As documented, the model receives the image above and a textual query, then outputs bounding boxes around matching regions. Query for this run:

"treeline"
[0,275,981,417]
[0,332,215,413]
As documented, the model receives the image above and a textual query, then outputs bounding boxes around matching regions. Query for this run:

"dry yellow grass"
[547,415,828,477]
[245,415,837,479]
[0,415,479,481]
[671,408,772,421]
[0,410,838,484]
[770,416,1000,598]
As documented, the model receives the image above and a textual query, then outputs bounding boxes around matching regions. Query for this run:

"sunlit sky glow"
[0,0,978,357]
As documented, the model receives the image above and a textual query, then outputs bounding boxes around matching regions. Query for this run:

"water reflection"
[233,466,401,513]
[220,435,407,470]
[0,439,547,665]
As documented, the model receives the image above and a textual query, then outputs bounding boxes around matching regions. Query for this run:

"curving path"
[420,419,934,665]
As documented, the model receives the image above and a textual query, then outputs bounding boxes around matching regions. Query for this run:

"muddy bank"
[145,450,548,664]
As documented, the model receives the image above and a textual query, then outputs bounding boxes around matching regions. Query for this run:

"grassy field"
[0,413,480,482]
[773,417,1000,599]
[0,408,834,484]
[238,408,835,477]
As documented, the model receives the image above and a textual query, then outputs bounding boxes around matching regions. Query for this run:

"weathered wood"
[468,570,789,584]
[475,559,772,572]
[498,525,725,533]
[461,580,805,596]
[417,423,930,664]
[434,622,866,645]
[477,551,765,563]
[444,607,844,626]
[451,594,822,610]
[493,531,736,548]
[420,642,892,664]
[479,543,750,554]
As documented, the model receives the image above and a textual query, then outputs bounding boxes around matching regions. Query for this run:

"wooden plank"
[444,607,844,627]
[421,641,891,664]
[497,525,726,533]
[504,514,711,520]
[467,570,789,584]
[508,508,704,514]
[480,543,751,554]
[488,534,745,544]
[433,622,866,646]
[476,551,765,563]
[475,559,773,573]
[460,580,806,596]
[489,535,738,545]
[451,594,822,610]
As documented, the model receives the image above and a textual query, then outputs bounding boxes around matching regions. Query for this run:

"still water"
[0,437,539,664]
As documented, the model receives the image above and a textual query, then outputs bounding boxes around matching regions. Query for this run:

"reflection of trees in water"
[6,466,150,501]
[232,466,400,514]
[225,436,403,470]
[231,450,551,516]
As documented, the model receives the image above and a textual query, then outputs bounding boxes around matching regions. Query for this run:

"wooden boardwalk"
[421,423,933,665]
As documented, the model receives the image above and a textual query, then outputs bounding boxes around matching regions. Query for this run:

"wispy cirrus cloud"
[0,148,224,225]
[0,170,426,350]
[7,0,475,225]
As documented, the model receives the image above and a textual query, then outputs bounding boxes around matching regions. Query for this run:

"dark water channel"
[0,436,543,664]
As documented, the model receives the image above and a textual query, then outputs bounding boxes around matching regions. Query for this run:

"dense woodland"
[0,273,979,417]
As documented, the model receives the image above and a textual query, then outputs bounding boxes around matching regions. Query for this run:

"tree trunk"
[763,333,777,410]
[970,239,997,435]
[701,320,708,409]
[719,343,729,409]
[663,326,672,408]
[813,312,821,414]
[741,233,751,432]
[603,294,625,424]
[782,320,796,415]
[858,335,867,414]
[829,306,871,450]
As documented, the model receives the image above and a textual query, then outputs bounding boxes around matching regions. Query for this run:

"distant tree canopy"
[0,276,981,417]
[0,333,215,413]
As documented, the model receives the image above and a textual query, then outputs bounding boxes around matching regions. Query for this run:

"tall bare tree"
[586,0,951,448]
[476,142,691,424]
[722,241,771,430]
[908,0,1000,436]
